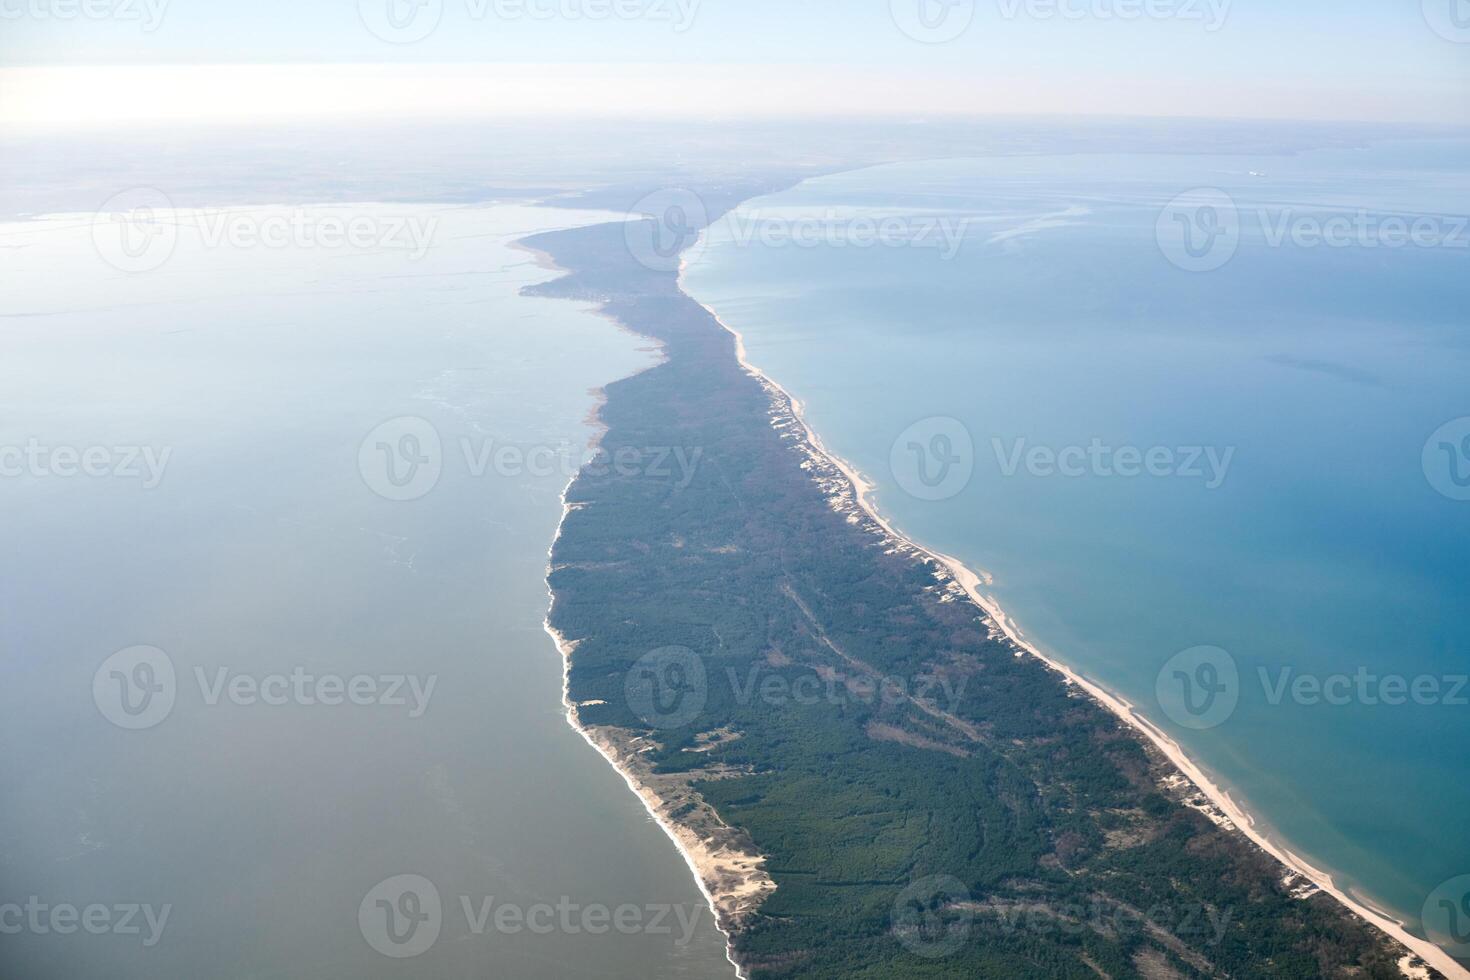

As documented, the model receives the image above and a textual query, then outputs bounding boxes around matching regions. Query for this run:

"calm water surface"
[684,139,1470,958]
[0,203,734,979]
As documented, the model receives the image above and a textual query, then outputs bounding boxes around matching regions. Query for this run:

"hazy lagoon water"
[684,139,1470,957]
[0,204,733,978]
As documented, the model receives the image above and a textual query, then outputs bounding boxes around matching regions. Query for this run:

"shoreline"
[685,284,1464,980]
[543,524,754,980]
[520,203,1462,977]
[522,233,753,980]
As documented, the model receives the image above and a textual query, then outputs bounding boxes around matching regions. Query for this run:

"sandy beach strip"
[543,489,758,980]
[524,230,757,979]
[688,285,1465,980]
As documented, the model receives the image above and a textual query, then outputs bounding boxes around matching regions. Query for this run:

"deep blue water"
[684,138,1470,957]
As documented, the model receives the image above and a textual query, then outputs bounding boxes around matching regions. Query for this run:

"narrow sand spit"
[525,218,1460,979]
[526,233,763,979]
[688,286,1464,980]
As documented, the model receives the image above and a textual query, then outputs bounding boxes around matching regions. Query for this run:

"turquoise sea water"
[0,204,733,979]
[684,139,1470,959]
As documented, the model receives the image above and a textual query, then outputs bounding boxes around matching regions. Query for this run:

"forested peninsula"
[522,186,1433,979]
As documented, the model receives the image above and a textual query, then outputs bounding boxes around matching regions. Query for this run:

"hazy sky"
[1,0,1467,127]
